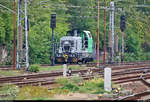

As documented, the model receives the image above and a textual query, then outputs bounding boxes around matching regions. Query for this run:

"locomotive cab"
[55,36,82,64]
[63,41,71,53]
[55,30,94,64]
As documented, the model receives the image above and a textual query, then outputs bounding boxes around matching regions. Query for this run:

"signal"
[120,15,126,32]
[51,14,56,28]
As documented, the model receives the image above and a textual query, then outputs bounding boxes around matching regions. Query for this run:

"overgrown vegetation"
[39,65,85,72]
[0,77,117,100]
[0,84,19,100]
[16,85,53,100]
[0,0,150,64]
[0,70,22,77]
[29,64,40,73]
[56,76,106,94]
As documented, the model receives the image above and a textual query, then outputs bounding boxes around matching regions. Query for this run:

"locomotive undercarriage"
[55,53,93,64]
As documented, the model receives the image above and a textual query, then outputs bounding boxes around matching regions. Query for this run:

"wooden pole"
[103,0,106,64]
[97,0,100,67]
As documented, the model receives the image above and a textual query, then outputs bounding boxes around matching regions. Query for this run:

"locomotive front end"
[55,36,82,64]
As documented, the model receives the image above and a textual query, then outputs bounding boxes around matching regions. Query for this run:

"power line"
[40,3,150,8]
[0,3,15,13]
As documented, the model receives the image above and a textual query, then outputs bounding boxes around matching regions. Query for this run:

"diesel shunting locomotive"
[55,30,96,64]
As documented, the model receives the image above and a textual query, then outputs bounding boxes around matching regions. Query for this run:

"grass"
[0,70,22,77]
[56,76,107,94]
[0,64,85,76]
[15,85,69,100]
[39,65,85,72]
[16,85,54,100]
[0,76,119,100]
[0,84,62,100]
[0,84,19,100]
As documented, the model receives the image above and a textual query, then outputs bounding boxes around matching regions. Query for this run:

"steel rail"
[118,90,150,100]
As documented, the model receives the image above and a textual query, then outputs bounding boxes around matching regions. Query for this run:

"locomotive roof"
[60,36,81,41]
[83,30,90,34]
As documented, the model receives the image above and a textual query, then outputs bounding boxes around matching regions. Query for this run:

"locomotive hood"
[60,36,81,41]
[59,36,82,53]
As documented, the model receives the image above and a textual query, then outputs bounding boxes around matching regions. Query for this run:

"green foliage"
[92,60,97,63]
[124,53,139,62]
[56,77,69,86]
[50,87,69,95]
[56,76,106,94]
[28,0,69,64]
[29,64,40,73]
[0,16,5,43]
[79,77,105,94]
[0,70,21,77]
[0,0,150,64]
[71,76,83,84]
[140,52,150,60]
[62,83,79,92]
[39,65,84,72]
[56,77,82,92]
[0,1,13,46]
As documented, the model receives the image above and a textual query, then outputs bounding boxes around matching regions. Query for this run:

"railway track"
[1,64,150,100]
[0,64,150,87]
[113,75,150,100]
[1,60,150,70]
[117,90,150,100]
[86,60,150,67]
[112,73,150,84]
[118,78,150,100]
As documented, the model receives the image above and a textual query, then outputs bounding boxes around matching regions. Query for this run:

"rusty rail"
[118,90,150,100]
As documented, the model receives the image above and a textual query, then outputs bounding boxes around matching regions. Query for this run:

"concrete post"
[110,1,115,63]
[63,64,67,77]
[104,67,112,92]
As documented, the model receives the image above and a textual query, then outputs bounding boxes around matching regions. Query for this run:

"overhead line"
[0,3,16,13]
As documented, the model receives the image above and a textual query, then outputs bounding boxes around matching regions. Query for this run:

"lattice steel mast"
[16,0,29,70]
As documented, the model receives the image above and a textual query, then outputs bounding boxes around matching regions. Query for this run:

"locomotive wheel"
[72,58,78,63]
[82,59,87,64]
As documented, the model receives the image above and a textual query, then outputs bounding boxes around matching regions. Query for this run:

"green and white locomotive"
[55,30,95,64]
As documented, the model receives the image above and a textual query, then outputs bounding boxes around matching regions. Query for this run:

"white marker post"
[104,67,112,92]
[63,64,67,77]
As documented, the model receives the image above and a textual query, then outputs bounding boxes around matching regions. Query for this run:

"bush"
[56,77,69,86]
[92,60,97,63]
[29,64,40,73]
[124,53,139,62]
[140,52,150,60]
[71,76,83,84]
[56,77,80,92]
[62,83,79,92]
[56,76,106,94]
[78,77,105,94]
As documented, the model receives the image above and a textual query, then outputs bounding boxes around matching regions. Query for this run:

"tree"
[28,0,69,64]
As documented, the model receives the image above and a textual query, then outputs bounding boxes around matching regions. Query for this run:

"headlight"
[69,54,76,57]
